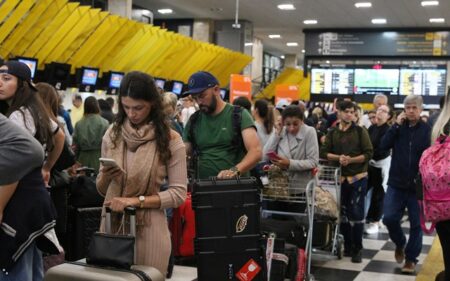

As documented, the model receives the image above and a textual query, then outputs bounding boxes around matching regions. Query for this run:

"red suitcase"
[170,192,196,257]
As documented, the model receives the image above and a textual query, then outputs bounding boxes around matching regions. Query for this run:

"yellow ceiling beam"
[160,36,197,80]
[104,24,155,72]
[13,0,67,59]
[0,0,55,58]
[0,0,35,45]
[58,10,108,63]
[24,2,79,58]
[35,5,90,68]
[68,15,125,71]
[145,31,178,76]
[96,21,143,70]
[0,0,19,24]
[151,34,187,78]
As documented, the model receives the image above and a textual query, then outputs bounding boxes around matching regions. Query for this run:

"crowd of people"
[0,60,449,281]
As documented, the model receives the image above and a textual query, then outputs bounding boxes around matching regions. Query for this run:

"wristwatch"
[138,195,145,208]
[230,166,241,176]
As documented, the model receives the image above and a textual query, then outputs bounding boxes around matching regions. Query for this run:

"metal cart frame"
[261,174,316,281]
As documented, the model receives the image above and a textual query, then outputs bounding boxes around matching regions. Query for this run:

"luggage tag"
[236,258,262,281]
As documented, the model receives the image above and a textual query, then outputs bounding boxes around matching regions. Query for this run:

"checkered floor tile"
[309,220,436,281]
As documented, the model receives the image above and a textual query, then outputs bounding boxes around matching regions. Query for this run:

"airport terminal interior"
[0,0,449,280]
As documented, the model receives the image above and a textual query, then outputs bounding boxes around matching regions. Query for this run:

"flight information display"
[354,68,399,94]
[400,68,447,96]
[311,68,354,94]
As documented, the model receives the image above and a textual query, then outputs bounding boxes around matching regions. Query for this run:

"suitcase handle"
[105,206,137,264]
[105,206,137,236]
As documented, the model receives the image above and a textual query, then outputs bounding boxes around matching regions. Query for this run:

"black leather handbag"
[86,207,136,269]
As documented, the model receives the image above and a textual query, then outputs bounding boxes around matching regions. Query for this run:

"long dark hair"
[111,71,171,164]
[254,99,274,134]
[1,80,55,150]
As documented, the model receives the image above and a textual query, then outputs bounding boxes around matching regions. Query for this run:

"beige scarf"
[104,119,161,229]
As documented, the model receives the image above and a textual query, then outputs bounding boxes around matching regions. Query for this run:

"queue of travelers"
[0,61,448,281]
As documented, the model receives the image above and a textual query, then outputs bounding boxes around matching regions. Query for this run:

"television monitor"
[44,62,71,90]
[311,67,354,94]
[109,72,124,89]
[155,78,166,90]
[16,57,38,79]
[171,81,184,95]
[354,67,399,95]
[81,67,99,86]
[400,67,447,96]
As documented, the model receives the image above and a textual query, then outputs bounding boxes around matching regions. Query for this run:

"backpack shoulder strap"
[188,110,201,153]
[231,105,243,150]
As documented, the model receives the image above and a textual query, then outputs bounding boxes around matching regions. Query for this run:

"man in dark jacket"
[380,95,431,274]
[320,100,373,263]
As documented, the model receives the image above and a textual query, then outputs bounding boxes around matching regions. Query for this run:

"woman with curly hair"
[96,71,187,276]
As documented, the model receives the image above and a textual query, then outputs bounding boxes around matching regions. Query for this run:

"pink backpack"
[418,135,450,234]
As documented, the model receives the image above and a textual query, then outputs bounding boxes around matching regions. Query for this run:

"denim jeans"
[383,186,422,263]
[340,177,367,252]
[0,242,43,281]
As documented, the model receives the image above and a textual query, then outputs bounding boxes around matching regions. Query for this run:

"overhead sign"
[229,74,252,103]
[275,85,300,105]
[305,31,450,56]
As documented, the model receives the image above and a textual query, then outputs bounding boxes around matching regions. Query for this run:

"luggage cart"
[261,169,316,281]
[311,162,344,260]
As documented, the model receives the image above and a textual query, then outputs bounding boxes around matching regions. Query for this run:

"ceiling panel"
[134,0,450,57]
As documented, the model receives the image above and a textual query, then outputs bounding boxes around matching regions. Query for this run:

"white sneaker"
[364,222,379,234]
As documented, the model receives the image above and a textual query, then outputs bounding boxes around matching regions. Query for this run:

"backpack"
[418,135,450,234]
[187,105,243,179]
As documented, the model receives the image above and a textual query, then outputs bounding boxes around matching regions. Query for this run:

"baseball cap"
[181,71,219,97]
[0,60,37,91]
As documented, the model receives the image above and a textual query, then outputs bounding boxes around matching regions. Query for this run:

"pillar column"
[108,0,132,19]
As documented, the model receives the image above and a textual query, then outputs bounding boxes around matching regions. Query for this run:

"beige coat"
[97,126,187,276]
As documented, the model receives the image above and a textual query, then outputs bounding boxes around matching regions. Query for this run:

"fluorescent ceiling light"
[286,42,298,47]
[245,42,253,46]
[268,34,281,38]
[372,18,387,24]
[421,1,439,6]
[303,19,318,25]
[278,4,295,10]
[430,18,445,23]
[157,8,173,14]
[355,2,372,8]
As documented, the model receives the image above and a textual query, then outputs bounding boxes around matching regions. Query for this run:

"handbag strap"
[418,200,435,234]
[69,261,151,281]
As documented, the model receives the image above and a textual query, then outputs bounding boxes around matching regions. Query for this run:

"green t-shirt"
[183,104,255,179]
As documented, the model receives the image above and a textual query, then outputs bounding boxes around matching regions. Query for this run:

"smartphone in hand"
[99,158,119,168]
[266,151,281,160]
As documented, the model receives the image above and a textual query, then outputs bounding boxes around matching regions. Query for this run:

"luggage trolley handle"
[105,206,137,235]
[104,206,137,264]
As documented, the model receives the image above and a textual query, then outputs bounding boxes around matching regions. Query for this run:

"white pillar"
[108,0,132,19]
[284,54,298,68]
[193,19,214,43]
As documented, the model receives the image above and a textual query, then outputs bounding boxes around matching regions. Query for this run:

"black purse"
[53,140,76,171]
[86,207,136,269]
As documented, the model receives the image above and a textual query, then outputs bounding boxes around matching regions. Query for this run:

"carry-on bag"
[44,207,164,281]
[170,192,195,257]
[192,177,266,281]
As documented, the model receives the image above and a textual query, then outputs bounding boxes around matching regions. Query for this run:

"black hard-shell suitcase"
[192,177,266,281]
[65,207,102,261]
[45,207,164,281]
